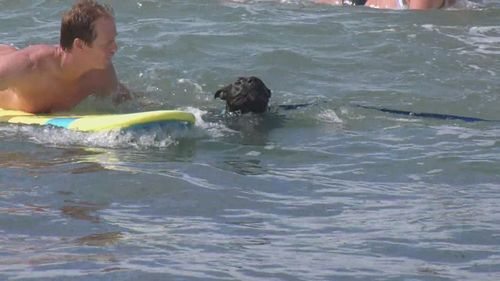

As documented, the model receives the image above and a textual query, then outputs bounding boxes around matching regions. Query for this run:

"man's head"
[214,76,272,114]
[60,0,117,70]
[60,0,114,51]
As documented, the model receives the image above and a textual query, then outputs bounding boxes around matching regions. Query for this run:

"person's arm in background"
[408,0,446,9]
[313,0,342,4]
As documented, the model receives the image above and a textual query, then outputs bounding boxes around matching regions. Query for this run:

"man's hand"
[112,82,132,105]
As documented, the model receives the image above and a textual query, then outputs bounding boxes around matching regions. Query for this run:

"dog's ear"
[214,89,225,100]
[214,84,232,100]
[249,76,271,98]
[262,83,271,99]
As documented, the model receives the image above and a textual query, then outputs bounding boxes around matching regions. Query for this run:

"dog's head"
[214,76,271,114]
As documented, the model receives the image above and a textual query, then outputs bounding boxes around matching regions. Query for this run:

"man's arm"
[88,63,118,97]
[112,82,132,104]
[82,63,132,104]
[313,0,342,4]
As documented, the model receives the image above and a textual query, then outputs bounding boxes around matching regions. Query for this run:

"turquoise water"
[1,1,500,280]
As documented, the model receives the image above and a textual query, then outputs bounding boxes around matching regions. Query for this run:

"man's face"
[85,17,117,69]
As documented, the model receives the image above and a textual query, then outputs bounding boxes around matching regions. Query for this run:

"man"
[314,0,455,9]
[0,0,129,114]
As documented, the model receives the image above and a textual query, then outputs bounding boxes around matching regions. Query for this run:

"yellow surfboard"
[0,108,195,132]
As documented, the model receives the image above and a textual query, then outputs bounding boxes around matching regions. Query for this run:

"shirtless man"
[314,0,455,9]
[0,0,129,114]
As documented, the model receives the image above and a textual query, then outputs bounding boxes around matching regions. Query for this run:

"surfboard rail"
[0,109,196,132]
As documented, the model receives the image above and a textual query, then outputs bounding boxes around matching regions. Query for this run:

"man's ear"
[73,38,86,50]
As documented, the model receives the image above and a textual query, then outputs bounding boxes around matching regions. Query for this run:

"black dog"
[214,77,491,123]
[214,76,271,114]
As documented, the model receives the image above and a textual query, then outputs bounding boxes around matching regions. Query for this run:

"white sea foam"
[317,109,343,124]
[422,24,500,55]
[0,121,197,149]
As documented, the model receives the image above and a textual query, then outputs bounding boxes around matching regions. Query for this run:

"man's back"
[0,45,81,113]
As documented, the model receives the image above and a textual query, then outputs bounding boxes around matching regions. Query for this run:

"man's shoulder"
[21,45,59,61]
[23,44,58,52]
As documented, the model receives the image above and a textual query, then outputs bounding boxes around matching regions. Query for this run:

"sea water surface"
[1,0,500,280]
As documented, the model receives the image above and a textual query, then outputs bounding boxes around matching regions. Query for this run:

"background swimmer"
[314,0,456,9]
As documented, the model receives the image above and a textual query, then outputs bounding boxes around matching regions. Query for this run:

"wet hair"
[60,0,114,51]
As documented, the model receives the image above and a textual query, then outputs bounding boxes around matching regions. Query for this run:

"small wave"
[434,124,500,140]
[467,25,500,55]
[422,24,500,55]
[316,108,344,124]
[0,122,195,150]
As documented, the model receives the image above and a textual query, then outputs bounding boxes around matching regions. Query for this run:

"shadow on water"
[0,145,108,171]
[219,158,267,176]
[201,103,318,144]
[74,232,123,247]
[223,112,288,145]
[60,200,108,223]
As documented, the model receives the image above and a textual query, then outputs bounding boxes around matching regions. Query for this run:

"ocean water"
[1,0,500,280]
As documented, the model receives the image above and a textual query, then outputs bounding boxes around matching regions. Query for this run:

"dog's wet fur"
[214,76,271,114]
